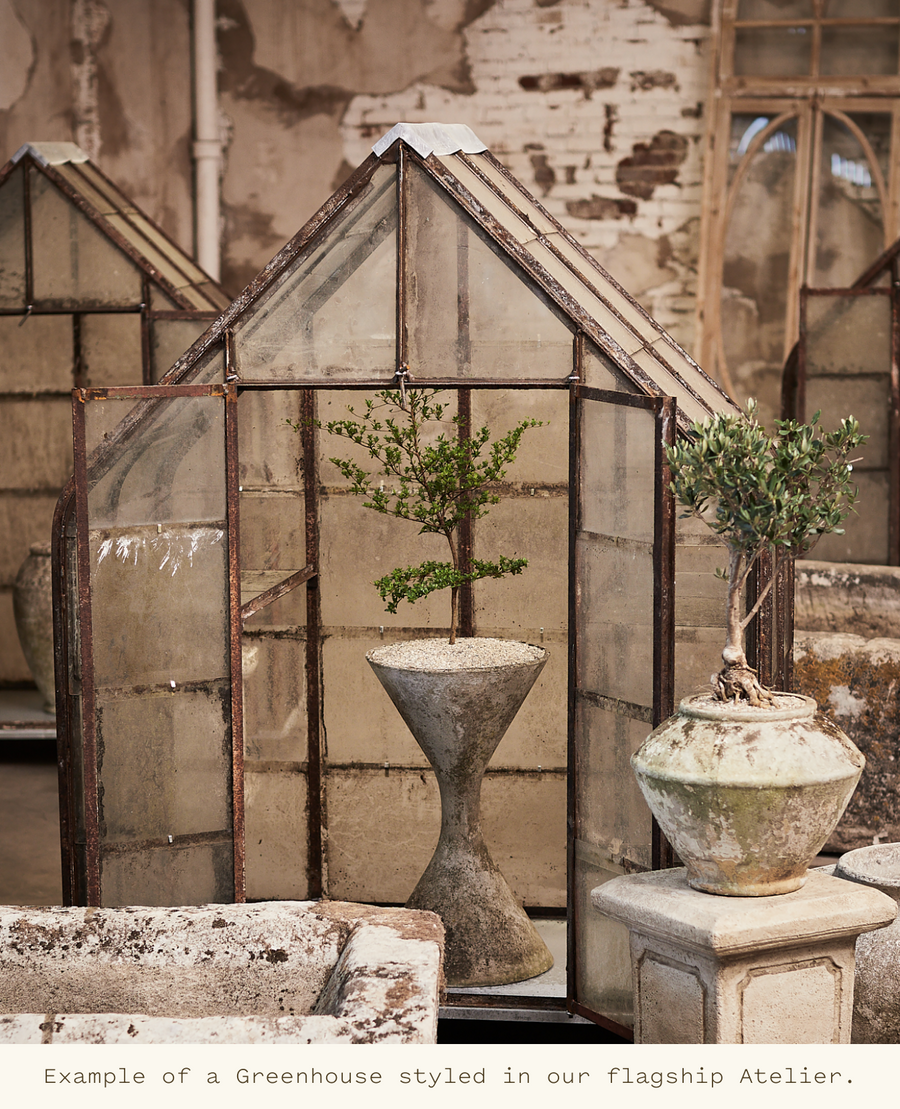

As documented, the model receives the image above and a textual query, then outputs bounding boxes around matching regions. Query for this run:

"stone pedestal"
[592,868,896,1044]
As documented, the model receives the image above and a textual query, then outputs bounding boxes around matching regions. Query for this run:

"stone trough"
[0,900,444,1044]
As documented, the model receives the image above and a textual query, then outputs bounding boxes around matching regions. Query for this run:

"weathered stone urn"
[631,693,864,896]
[366,637,553,986]
[833,843,900,1043]
[13,541,55,713]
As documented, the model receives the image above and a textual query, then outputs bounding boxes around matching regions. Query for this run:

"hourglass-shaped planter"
[367,638,553,987]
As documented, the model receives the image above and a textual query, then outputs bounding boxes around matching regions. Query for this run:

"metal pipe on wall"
[192,0,221,281]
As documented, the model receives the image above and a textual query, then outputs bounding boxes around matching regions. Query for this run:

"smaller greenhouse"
[0,141,228,720]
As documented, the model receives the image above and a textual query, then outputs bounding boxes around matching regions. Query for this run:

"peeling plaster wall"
[0,0,712,338]
[338,0,711,352]
[0,0,195,259]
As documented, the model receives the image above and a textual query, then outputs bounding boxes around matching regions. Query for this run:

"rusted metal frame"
[778,559,795,692]
[455,214,475,637]
[854,238,900,289]
[72,311,84,390]
[231,377,569,390]
[652,396,677,871]
[71,381,228,503]
[396,143,408,373]
[63,161,229,311]
[140,276,152,385]
[468,151,730,412]
[224,338,246,902]
[34,160,207,313]
[63,160,213,300]
[147,310,220,321]
[70,392,101,905]
[891,281,900,565]
[239,565,317,622]
[417,153,699,434]
[567,381,676,1028]
[0,305,145,316]
[565,375,581,1026]
[301,387,325,899]
[23,161,33,309]
[445,993,570,1013]
[48,159,221,309]
[51,476,78,904]
[746,551,773,689]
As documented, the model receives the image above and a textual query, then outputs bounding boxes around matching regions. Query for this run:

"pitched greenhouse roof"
[165,123,735,427]
[3,142,229,312]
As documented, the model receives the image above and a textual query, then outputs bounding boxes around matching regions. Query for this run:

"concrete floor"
[0,739,62,905]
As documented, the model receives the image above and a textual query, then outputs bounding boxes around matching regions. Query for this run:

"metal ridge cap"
[11,141,90,167]
[372,122,487,158]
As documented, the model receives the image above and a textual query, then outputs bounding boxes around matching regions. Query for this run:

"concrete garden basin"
[0,900,444,1044]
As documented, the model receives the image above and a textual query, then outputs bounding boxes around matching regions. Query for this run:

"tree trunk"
[715,547,774,706]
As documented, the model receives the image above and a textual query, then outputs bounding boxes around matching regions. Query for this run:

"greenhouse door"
[68,381,243,907]
[568,386,676,1034]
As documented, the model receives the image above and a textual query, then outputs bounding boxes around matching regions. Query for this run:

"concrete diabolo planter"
[833,842,900,1042]
[366,637,553,986]
[631,693,864,896]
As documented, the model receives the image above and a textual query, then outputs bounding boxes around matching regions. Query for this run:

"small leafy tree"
[666,400,867,705]
[308,388,541,644]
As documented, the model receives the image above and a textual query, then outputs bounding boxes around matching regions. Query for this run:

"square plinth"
[592,868,896,1044]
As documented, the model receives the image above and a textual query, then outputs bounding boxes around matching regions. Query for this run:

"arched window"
[697,0,900,416]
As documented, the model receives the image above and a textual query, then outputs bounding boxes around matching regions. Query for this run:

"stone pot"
[366,637,553,987]
[833,843,900,1043]
[631,693,864,896]
[13,542,56,713]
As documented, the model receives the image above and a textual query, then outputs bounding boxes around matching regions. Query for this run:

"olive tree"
[666,401,867,705]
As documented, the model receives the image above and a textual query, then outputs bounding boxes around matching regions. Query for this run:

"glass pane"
[86,392,227,530]
[812,115,886,286]
[580,401,656,545]
[80,312,143,387]
[30,171,144,307]
[0,164,26,307]
[821,26,900,76]
[573,397,658,854]
[77,387,236,906]
[233,164,397,380]
[0,314,72,391]
[734,27,812,77]
[573,847,634,1029]
[738,0,813,15]
[96,688,232,839]
[825,0,898,13]
[804,292,890,563]
[722,115,798,400]
[100,841,234,907]
[150,318,211,382]
[238,388,303,489]
[89,523,229,688]
[0,396,73,489]
[571,393,665,1027]
[242,635,307,762]
[806,292,891,376]
[406,164,574,379]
